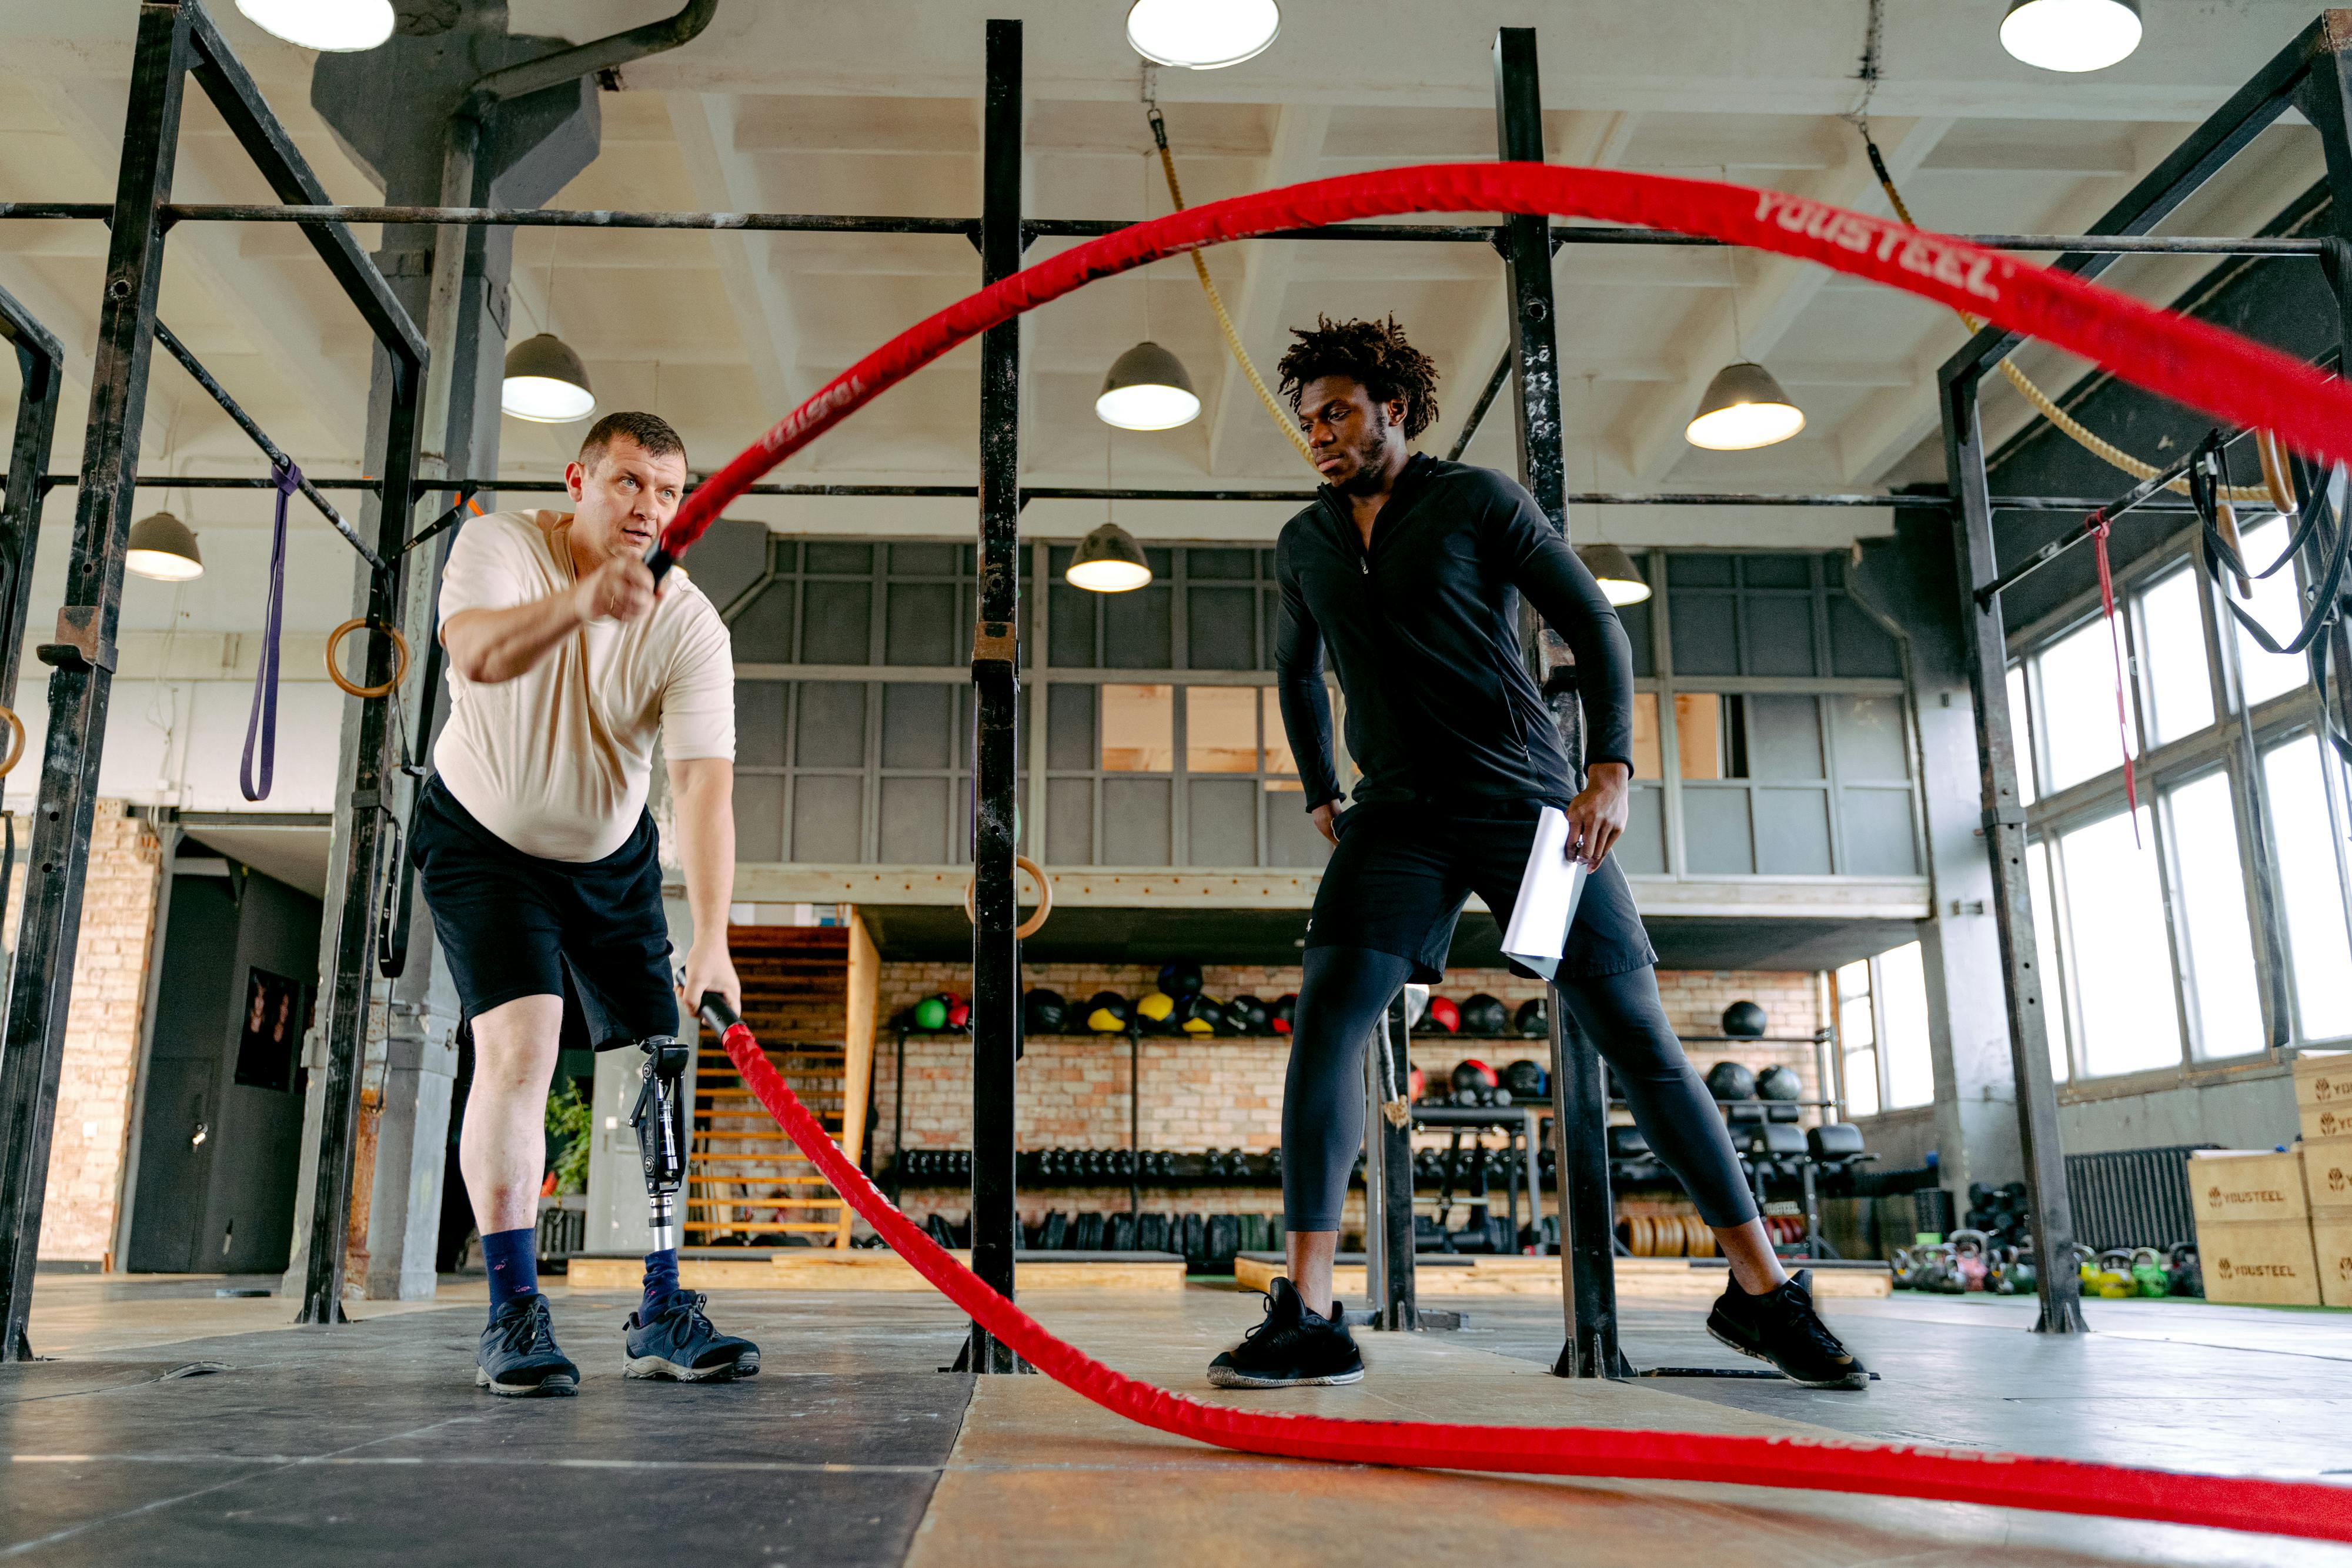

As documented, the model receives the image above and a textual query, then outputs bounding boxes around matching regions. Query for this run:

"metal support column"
[1494,24,1623,1379]
[961,16,1027,1375]
[0,287,62,711]
[1937,369,2086,1335]
[1364,1010,1416,1330]
[0,0,191,1362]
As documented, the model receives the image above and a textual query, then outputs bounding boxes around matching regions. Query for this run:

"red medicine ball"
[1426,996,1461,1032]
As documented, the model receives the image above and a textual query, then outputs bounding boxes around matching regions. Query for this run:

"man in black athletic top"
[1207,317,1865,1392]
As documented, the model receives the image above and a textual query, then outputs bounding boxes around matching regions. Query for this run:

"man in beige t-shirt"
[412,410,756,1396]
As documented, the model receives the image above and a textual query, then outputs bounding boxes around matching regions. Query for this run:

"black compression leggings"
[1279,945,1760,1232]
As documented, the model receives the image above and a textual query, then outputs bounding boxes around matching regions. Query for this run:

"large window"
[1833,942,1935,1115]
[2007,519,2348,1076]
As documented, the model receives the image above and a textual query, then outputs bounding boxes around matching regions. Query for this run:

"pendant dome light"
[1577,542,1651,608]
[126,510,204,582]
[1685,362,1806,451]
[1127,0,1279,70]
[502,333,597,423]
[235,0,395,52]
[1067,522,1154,592]
[1096,339,1200,430]
[2000,0,2141,73]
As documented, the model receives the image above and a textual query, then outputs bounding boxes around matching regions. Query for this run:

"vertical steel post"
[297,354,426,1324]
[2294,30,2352,856]
[1937,367,2086,1335]
[963,16,1026,1375]
[0,290,62,705]
[0,0,191,1362]
[1495,24,1622,1379]
[1373,1009,1417,1329]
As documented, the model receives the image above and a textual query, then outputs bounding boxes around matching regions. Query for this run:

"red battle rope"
[671,164,2352,1541]
[659,163,2352,561]
[712,1012,2352,1543]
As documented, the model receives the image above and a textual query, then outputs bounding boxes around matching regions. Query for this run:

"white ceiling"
[0,0,2331,641]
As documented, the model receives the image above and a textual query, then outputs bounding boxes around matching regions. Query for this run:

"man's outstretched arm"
[442,550,659,684]
[669,755,741,1014]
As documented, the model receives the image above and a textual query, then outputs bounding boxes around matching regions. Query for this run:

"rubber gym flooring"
[5,1273,2349,1566]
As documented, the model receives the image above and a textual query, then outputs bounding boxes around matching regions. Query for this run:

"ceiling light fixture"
[1095,339,1200,430]
[2000,0,2141,72]
[1067,522,1154,592]
[1685,362,1806,451]
[126,510,205,581]
[1126,0,1279,70]
[235,0,395,52]
[1578,542,1652,607]
[502,333,596,424]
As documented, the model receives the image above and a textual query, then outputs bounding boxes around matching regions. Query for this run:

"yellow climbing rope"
[1863,131,2270,504]
[1147,106,1319,473]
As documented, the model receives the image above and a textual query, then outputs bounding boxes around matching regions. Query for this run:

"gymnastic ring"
[326,618,411,700]
[0,704,24,778]
[2257,429,2298,515]
[963,854,1053,940]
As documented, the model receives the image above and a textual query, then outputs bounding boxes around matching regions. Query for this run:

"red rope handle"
[660,163,2352,560]
[2087,510,2143,835]
[717,1021,2352,1542]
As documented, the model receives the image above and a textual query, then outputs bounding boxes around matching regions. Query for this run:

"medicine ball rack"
[0,2,2343,1376]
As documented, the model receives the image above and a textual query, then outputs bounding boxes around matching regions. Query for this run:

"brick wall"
[868,959,1827,1165]
[21,804,165,1263]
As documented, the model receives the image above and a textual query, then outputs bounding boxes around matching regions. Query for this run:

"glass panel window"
[1630,692,1662,778]
[1259,688,1301,791]
[1879,942,1935,1109]
[2006,663,2036,807]
[2233,514,2310,707]
[1675,693,1723,778]
[2263,735,2352,1039]
[1100,684,1173,772]
[1185,686,1258,774]
[2037,617,2133,794]
[1835,959,1880,1118]
[2056,808,2181,1075]
[2163,771,2263,1059]
[2136,567,2214,745]
[2027,840,2069,1081]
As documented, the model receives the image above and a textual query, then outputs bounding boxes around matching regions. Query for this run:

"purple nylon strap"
[239,461,296,801]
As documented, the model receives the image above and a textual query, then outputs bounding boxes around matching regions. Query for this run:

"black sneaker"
[476,1294,579,1398]
[1207,1277,1365,1389]
[1707,1276,1869,1390]
[624,1289,761,1382]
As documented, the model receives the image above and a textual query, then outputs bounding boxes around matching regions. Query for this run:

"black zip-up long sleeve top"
[1273,453,1636,812]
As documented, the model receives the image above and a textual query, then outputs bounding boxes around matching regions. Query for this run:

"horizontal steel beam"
[0,201,2326,258]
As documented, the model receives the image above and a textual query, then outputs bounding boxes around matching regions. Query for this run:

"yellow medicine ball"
[1088,1007,1127,1032]
[1136,991,1175,1025]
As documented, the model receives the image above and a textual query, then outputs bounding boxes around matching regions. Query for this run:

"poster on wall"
[234,967,304,1093]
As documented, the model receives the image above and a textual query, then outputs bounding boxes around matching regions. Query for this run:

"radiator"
[2063,1144,2220,1252]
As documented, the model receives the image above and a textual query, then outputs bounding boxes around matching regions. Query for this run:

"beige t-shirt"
[435,510,734,862]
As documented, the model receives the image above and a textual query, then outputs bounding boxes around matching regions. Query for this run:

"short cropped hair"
[1275,315,1441,440]
[578,410,686,472]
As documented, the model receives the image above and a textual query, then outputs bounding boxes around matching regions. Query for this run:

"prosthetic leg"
[631,1035,691,1251]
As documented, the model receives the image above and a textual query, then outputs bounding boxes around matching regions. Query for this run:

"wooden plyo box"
[2191,1217,2323,1308]
[2314,1218,2352,1309]
[2303,1135,2352,1219]
[2297,1050,2352,1143]
[2190,1148,2307,1225]
[1230,1255,1892,1299]
[565,1251,1187,1292]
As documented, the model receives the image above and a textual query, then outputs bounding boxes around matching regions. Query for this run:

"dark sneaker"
[1207,1277,1365,1389]
[1707,1276,1869,1390]
[624,1289,761,1382]
[476,1294,579,1398]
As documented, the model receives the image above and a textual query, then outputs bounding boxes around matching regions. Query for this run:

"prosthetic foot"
[626,1034,760,1381]
[631,1034,693,1252]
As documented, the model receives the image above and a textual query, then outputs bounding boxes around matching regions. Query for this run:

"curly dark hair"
[1275,314,1441,440]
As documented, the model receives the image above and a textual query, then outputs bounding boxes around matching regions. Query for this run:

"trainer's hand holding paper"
[1502,805,1588,982]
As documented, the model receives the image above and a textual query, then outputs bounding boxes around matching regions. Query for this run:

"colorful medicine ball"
[1134,991,1177,1032]
[1451,1058,1498,1093]
[912,996,948,1031]
[942,993,970,1029]
[1425,995,1461,1033]
[1503,1058,1548,1099]
[1409,1065,1426,1102]
[1722,999,1768,1039]
[1705,1061,1759,1101]
[1226,995,1271,1034]
[1271,994,1298,1034]
[1158,960,1204,998]
[1756,1064,1803,1101]
[1178,995,1224,1035]
[1024,988,1066,1034]
[1085,991,1132,1032]
[1514,997,1548,1038]
[1459,992,1508,1035]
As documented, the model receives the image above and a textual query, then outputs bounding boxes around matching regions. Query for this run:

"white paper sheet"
[1501,805,1588,982]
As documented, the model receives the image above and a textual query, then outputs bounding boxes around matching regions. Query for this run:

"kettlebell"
[2129,1246,2170,1298]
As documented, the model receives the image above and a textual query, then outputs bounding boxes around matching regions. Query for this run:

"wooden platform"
[567,1249,1188,1292]
[1232,1253,1893,1299]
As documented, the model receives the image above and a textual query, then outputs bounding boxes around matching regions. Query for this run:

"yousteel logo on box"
[2208,1183,2287,1208]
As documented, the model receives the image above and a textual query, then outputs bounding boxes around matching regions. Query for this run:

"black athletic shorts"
[410,777,679,1049]
[1304,796,1656,984]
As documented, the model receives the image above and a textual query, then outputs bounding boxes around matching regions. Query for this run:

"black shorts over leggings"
[410,778,679,1049]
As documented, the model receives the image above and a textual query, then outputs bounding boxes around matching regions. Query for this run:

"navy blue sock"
[482,1227,538,1316]
[642,1248,680,1315]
